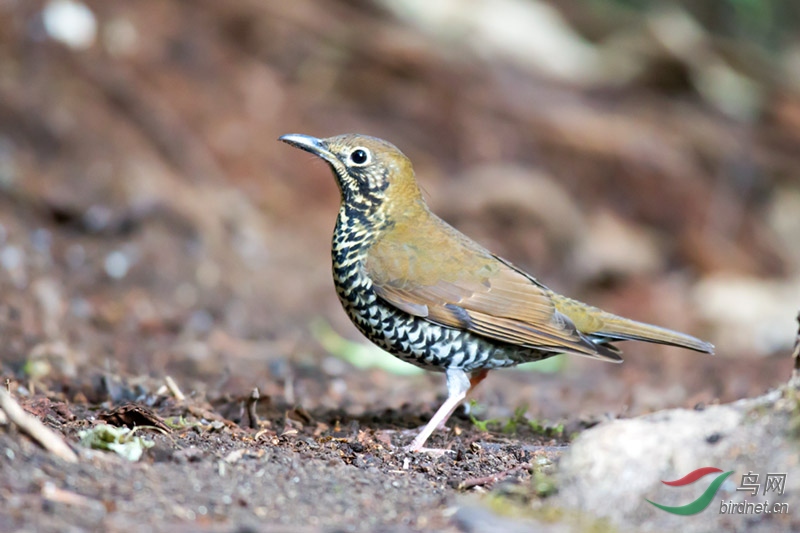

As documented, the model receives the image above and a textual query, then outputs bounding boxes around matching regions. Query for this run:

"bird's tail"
[590,314,714,354]
[554,296,714,354]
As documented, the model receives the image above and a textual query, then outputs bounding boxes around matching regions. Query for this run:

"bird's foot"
[394,424,451,438]
[401,427,457,454]
[400,444,455,456]
[382,426,454,453]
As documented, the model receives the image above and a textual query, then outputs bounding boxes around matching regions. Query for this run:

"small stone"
[104,250,129,279]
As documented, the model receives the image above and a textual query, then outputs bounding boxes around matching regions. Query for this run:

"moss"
[469,403,564,438]
[481,492,616,532]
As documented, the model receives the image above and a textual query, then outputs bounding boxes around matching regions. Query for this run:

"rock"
[556,388,799,532]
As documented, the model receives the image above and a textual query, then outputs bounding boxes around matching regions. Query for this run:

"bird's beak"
[278,134,338,165]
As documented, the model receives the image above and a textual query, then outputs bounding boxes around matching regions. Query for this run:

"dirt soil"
[1,1,799,532]
[1,389,569,532]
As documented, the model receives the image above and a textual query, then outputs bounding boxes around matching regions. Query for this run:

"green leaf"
[78,424,154,462]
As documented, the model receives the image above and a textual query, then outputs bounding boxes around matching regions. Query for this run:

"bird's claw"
[401,445,456,456]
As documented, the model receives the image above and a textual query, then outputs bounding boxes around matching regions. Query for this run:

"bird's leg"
[434,368,488,429]
[404,369,469,452]
[405,368,487,452]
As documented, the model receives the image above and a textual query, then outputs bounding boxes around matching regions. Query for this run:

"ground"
[1,1,799,532]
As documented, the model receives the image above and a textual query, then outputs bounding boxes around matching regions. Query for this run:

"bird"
[279,133,714,452]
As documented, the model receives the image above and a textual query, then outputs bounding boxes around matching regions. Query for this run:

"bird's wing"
[364,220,621,362]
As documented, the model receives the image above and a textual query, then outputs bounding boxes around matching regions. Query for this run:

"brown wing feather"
[365,214,620,361]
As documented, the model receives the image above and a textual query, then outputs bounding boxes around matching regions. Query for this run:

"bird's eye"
[349,148,370,165]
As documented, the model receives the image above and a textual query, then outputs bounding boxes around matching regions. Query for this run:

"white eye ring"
[348,147,371,166]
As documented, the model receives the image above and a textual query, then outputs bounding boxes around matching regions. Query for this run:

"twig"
[458,464,529,490]
[792,311,800,383]
[0,389,78,463]
[246,387,260,429]
[165,375,185,401]
[42,482,99,508]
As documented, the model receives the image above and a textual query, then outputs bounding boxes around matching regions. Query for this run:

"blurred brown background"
[1,0,798,420]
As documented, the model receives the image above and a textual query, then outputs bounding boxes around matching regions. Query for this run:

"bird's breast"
[331,208,378,310]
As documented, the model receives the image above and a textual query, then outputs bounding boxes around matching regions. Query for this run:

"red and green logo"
[647,467,734,515]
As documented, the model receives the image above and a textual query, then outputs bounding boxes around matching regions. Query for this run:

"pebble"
[42,0,97,50]
[104,250,129,279]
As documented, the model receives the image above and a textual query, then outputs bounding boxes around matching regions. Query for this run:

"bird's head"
[279,133,423,217]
